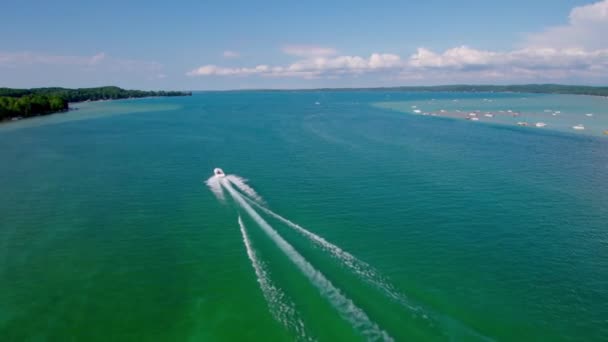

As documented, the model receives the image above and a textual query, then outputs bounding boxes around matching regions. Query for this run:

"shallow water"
[374,93,608,136]
[1,91,607,341]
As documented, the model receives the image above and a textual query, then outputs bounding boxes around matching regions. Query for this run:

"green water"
[1,92,607,341]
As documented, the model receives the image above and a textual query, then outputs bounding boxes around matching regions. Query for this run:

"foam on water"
[205,175,225,201]
[242,196,419,312]
[226,175,264,203]
[222,179,393,341]
[231,176,494,341]
[237,216,312,341]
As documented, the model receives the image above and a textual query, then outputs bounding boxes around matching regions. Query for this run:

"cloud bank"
[187,1,608,83]
[526,0,608,49]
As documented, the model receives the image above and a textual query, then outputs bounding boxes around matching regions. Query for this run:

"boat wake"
[205,175,225,201]
[223,179,392,341]
[242,196,420,313]
[226,174,264,203]
[238,216,312,341]
[206,169,492,341]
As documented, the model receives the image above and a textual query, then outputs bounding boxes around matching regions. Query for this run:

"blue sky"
[1,0,607,90]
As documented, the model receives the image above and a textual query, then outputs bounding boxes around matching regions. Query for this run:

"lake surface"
[1,91,607,341]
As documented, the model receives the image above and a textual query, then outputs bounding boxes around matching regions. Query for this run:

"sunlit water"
[1,92,607,341]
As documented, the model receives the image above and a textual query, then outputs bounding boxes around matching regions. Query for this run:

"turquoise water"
[1,92,607,341]
[374,93,608,136]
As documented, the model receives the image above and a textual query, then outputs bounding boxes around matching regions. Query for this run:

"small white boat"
[572,124,585,130]
[484,113,494,118]
[585,113,594,117]
[315,101,320,105]
[214,168,225,177]
[517,121,529,126]
[413,109,422,114]
[470,117,479,121]
[468,113,477,117]
[411,105,417,108]
[555,111,561,114]
[535,122,547,128]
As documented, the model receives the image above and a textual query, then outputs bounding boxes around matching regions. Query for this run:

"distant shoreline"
[0,86,191,123]
[205,84,608,97]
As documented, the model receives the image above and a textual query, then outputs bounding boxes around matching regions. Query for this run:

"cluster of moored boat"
[410,106,605,133]
[516,121,547,128]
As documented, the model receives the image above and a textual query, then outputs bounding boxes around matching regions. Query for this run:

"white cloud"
[186,1,608,83]
[409,46,496,68]
[282,45,338,58]
[526,0,608,49]
[407,46,608,71]
[186,64,272,77]
[222,50,240,58]
[187,53,404,78]
[187,45,608,83]
[402,46,608,82]
[369,53,402,69]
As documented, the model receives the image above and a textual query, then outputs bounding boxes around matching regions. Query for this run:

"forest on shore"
[0,86,191,121]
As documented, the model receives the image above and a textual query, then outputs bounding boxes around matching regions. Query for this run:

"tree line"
[0,95,68,121]
[0,86,192,121]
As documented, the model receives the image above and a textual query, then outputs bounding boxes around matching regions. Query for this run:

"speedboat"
[214,168,225,177]
[572,124,585,130]
[535,122,547,128]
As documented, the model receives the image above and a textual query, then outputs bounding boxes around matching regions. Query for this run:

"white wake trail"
[226,175,263,203]
[237,184,493,342]
[223,180,392,341]
[243,196,419,313]
[238,216,312,341]
[205,175,225,201]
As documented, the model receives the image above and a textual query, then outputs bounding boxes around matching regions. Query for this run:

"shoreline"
[204,86,608,98]
[0,86,191,123]
[1,94,189,124]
